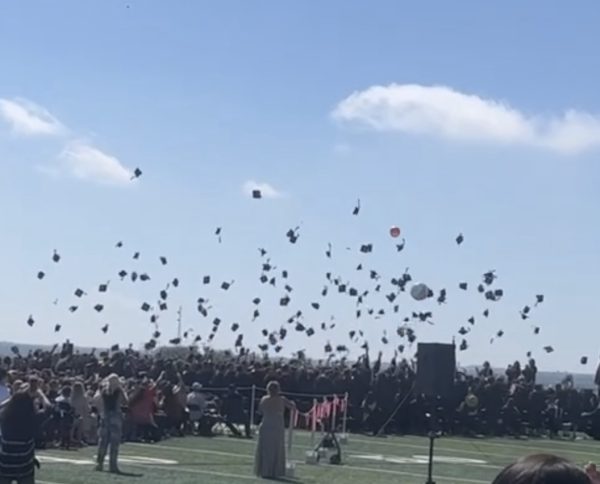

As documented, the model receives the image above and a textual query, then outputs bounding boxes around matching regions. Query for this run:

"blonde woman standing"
[254,381,295,479]
[94,374,128,473]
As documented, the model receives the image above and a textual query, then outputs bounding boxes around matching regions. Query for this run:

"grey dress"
[254,396,287,478]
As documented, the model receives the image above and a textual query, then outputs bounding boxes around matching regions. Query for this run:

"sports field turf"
[36,432,600,484]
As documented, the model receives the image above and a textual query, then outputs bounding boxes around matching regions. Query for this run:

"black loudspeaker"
[416,343,456,398]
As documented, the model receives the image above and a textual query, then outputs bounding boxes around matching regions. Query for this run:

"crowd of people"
[1,341,600,447]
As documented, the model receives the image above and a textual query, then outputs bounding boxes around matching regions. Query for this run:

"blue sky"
[1,1,599,372]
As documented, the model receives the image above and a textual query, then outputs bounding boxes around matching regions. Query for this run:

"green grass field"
[35,432,600,484]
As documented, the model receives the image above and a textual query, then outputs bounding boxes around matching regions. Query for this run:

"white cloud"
[59,141,133,185]
[0,97,65,136]
[332,84,600,155]
[242,180,284,199]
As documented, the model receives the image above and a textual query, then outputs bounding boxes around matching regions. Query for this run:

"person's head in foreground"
[266,380,280,397]
[492,454,590,484]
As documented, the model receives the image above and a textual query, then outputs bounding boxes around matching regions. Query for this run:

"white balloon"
[410,283,430,301]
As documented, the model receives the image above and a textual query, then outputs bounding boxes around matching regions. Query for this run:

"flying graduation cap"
[456,233,464,245]
[352,198,360,216]
[252,189,262,199]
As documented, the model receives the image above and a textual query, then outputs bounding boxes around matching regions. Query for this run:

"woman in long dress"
[254,381,295,479]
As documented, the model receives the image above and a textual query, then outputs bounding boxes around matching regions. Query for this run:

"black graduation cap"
[172,278,179,287]
[321,286,328,297]
[116,241,123,248]
[377,308,385,316]
[99,282,109,292]
[352,198,360,216]
[169,338,181,345]
[311,302,320,310]
[370,270,379,280]
[496,330,504,338]
[456,233,464,245]
[252,297,261,305]
[37,271,45,280]
[101,324,109,334]
[526,351,532,358]
[69,305,78,313]
[520,306,530,320]
[269,277,276,286]
[468,316,475,325]
[282,270,288,279]
[581,356,588,365]
[396,239,406,252]
[324,342,332,353]
[261,329,269,337]
[494,289,504,297]
[356,309,361,318]
[338,284,347,293]
[280,295,290,306]
[356,264,363,271]
[144,340,157,351]
[159,302,168,311]
[54,323,61,332]
[349,330,356,340]
[348,288,358,297]
[544,346,554,353]
[306,327,315,337]
[381,336,389,345]
[262,262,272,272]
[139,273,151,282]
[159,290,168,301]
[360,243,373,253]
[252,309,260,320]
[258,344,268,352]
[286,227,300,244]
[252,189,262,199]
[132,167,142,179]
[458,327,468,335]
[259,274,268,284]
[141,302,151,312]
[111,344,119,352]
[198,305,208,317]
[320,322,327,330]
[398,344,405,353]
[535,294,544,306]
[221,281,232,290]
[153,330,161,338]
[52,250,61,263]
[133,252,140,260]
[284,284,293,293]
[393,304,399,313]
[437,289,447,305]
[533,326,540,335]
[459,339,468,351]
[483,309,490,318]
[478,284,485,293]
[159,256,167,265]
[74,288,85,297]
[118,270,127,280]
[94,304,104,313]
[213,317,221,327]
[295,322,305,332]
[259,248,267,257]
[131,271,138,282]
[326,243,332,259]
[459,282,468,290]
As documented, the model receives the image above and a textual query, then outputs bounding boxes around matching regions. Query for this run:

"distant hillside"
[0,341,99,357]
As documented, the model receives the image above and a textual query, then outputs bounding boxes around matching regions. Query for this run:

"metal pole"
[342,392,348,435]
[288,408,295,453]
[249,385,256,431]
[426,433,436,484]
[311,398,317,446]
[331,396,337,431]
